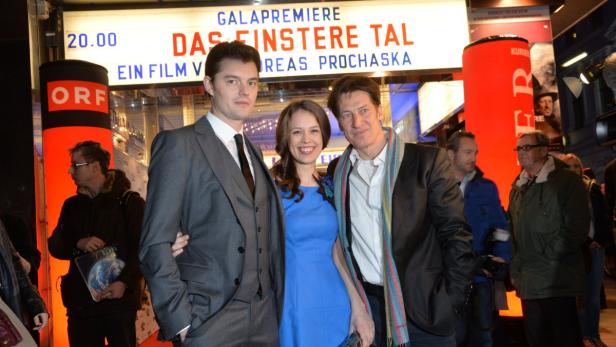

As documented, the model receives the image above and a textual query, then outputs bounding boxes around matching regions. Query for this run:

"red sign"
[47,80,108,113]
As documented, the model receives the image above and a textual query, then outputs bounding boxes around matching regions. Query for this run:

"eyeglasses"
[70,162,91,169]
[513,144,546,152]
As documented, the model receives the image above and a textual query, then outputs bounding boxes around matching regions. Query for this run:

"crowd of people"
[1,40,615,347]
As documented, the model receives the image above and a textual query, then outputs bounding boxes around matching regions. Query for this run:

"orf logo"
[47,80,108,113]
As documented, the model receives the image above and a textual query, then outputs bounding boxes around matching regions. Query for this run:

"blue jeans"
[578,247,605,339]
[455,281,494,347]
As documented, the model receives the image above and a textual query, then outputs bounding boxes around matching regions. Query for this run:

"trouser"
[455,281,495,347]
[176,290,279,347]
[362,281,456,347]
[578,247,605,339]
[67,311,136,347]
[521,296,583,347]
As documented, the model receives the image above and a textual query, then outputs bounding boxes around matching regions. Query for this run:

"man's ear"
[377,104,384,122]
[91,161,103,175]
[203,76,214,97]
[447,149,455,162]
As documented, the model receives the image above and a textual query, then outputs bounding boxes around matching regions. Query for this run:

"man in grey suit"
[139,41,284,347]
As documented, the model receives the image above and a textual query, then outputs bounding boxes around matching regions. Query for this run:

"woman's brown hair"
[271,100,331,201]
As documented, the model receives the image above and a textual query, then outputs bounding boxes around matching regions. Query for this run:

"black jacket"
[585,176,614,246]
[48,170,144,318]
[331,143,475,336]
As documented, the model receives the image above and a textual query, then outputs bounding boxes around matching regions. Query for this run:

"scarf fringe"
[387,337,410,347]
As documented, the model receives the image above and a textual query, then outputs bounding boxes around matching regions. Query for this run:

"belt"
[361,281,384,298]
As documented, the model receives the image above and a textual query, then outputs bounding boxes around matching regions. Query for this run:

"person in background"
[0,212,40,285]
[48,141,144,347]
[271,100,374,347]
[0,219,48,332]
[327,75,475,347]
[508,131,589,347]
[560,153,613,347]
[0,211,43,343]
[447,131,511,347]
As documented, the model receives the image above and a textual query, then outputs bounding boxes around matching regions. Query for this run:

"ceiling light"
[553,4,565,13]
[562,52,588,68]
[580,63,604,84]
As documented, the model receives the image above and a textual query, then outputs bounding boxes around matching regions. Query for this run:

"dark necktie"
[234,134,255,196]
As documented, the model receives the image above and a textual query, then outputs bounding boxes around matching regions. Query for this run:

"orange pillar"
[462,35,534,208]
[39,60,114,346]
[462,36,535,317]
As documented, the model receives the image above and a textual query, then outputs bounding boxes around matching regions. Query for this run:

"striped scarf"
[334,128,409,346]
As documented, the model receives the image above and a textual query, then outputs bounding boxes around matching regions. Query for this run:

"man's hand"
[76,236,106,252]
[15,252,31,274]
[172,232,190,257]
[100,281,126,300]
[33,312,49,330]
[482,256,506,278]
[349,305,375,347]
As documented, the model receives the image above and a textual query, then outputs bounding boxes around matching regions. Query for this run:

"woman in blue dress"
[271,100,373,347]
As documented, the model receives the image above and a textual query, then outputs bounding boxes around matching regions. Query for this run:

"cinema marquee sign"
[63,0,469,86]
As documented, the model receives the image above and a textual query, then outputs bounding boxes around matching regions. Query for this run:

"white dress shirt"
[348,144,388,285]
[207,112,254,177]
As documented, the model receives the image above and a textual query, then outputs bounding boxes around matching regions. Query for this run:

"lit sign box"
[418,80,464,135]
[63,0,469,86]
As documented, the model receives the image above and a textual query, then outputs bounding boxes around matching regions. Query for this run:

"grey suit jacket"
[139,116,285,341]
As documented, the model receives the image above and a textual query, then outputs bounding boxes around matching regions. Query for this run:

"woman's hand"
[172,232,190,257]
[349,304,374,347]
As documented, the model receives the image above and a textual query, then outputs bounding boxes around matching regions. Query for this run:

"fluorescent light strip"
[562,52,588,68]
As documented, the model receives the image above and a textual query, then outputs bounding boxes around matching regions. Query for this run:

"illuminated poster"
[469,6,562,147]
[63,0,469,86]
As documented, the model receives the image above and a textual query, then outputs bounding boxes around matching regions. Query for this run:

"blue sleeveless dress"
[279,185,351,347]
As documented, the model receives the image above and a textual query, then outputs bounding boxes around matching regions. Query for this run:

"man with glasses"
[508,131,589,347]
[48,141,145,347]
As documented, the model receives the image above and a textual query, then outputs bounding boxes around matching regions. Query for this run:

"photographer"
[447,132,512,347]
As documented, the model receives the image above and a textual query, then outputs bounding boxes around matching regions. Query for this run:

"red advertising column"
[39,60,113,347]
[463,36,534,318]
[463,35,534,207]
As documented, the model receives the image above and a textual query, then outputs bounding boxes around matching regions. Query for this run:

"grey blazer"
[139,116,285,341]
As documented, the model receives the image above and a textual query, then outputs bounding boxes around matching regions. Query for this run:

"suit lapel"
[193,117,252,231]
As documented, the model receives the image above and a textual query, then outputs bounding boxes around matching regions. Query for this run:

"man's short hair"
[70,141,110,174]
[205,41,261,79]
[519,130,549,146]
[447,131,476,152]
[327,76,381,119]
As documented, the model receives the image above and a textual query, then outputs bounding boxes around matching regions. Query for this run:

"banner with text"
[63,0,469,86]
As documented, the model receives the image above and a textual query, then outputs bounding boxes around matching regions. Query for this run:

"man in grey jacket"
[139,41,284,347]
[509,130,589,347]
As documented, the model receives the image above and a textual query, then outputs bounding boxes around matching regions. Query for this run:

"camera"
[477,227,510,281]
[480,255,508,281]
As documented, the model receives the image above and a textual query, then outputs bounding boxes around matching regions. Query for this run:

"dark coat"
[0,220,46,325]
[332,143,475,336]
[48,169,144,318]
[509,157,590,299]
[585,176,615,247]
